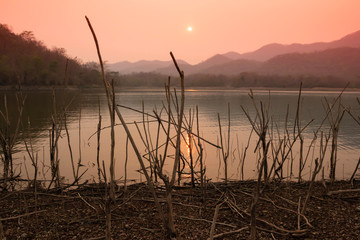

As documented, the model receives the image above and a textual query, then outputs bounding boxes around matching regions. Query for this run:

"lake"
[1,87,360,185]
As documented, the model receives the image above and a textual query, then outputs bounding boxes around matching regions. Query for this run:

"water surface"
[1,88,360,184]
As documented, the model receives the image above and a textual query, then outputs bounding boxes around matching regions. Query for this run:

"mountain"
[155,54,233,75]
[106,29,360,77]
[232,30,360,61]
[222,51,243,60]
[201,59,261,75]
[192,54,232,71]
[106,61,134,73]
[107,59,190,74]
[329,30,360,48]
[259,47,360,79]
[152,61,193,76]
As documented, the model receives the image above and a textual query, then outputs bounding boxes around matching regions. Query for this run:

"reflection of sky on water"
[1,88,360,182]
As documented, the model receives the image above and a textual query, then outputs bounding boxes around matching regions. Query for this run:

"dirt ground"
[1,180,360,239]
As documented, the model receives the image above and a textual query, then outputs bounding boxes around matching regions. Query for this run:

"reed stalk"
[324,97,345,182]
[109,79,116,200]
[48,89,62,189]
[241,90,272,239]
[294,82,304,182]
[96,99,102,183]
[187,109,195,187]
[217,103,231,185]
[133,52,186,238]
[249,143,269,240]
[302,131,329,215]
[300,85,348,182]
[23,120,38,190]
[196,106,205,188]
[101,160,111,240]
[0,86,25,190]
[169,51,185,188]
[124,136,129,193]
[64,113,76,181]
[86,15,166,234]
[116,104,219,149]
[241,90,270,183]
[350,157,360,184]
[22,119,39,225]
[76,106,82,181]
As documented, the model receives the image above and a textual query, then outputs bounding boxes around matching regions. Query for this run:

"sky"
[1,1,360,65]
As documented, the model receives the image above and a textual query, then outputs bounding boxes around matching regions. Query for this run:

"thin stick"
[77,193,97,212]
[109,79,116,200]
[178,215,236,228]
[64,113,76,181]
[86,15,165,228]
[0,210,47,221]
[209,204,221,240]
[350,157,360,183]
[117,104,219,148]
[76,107,82,180]
[96,99,102,183]
[226,102,231,180]
[124,136,129,192]
[327,188,360,196]
[196,106,204,189]
[170,51,185,187]
[210,226,248,240]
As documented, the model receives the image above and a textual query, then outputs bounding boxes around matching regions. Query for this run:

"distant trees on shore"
[110,72,360,89]
[186,72,360,89]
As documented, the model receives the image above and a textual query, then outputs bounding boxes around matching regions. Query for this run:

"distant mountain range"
[260,47,360,78]
[107,30,360,79]
[107,59,189,74]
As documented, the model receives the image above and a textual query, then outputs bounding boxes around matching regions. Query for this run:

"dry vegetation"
[1,181,360,240]
[1,17,360,239]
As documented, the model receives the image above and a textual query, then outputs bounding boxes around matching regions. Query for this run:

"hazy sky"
[1,1,360,64]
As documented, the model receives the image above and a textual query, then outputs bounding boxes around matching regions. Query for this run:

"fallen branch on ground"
[327,188,360,196]
[208,226,248,239]
[0,210,47,221]
[178,215,236,228]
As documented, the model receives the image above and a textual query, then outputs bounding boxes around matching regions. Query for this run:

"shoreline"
[1,85,360,93]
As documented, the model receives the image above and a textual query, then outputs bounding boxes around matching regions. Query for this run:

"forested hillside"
[0,24,100,86]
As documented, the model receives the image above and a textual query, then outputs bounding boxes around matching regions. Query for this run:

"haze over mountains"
[2,22,359,88]
[107,30,360,79]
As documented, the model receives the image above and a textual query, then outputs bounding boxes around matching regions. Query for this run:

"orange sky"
[1,1,360,64]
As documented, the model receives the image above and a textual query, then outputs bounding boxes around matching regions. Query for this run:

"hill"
[259,47,360,79]
[0,24,100,86]
[155,54,233,75]
[107,29,360,77]
[233,29,360,61]
[106,59,189,74]
[200,59,261,75]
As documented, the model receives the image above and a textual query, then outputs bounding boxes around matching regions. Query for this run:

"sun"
[187,26,192,32]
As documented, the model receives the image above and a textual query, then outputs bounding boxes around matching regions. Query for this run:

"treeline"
[109,72,360,89]
[108,71,174,88]
[186,73,360,88]
[0,24,101,86]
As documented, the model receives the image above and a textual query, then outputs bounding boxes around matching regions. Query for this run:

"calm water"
[1,88,360,184]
